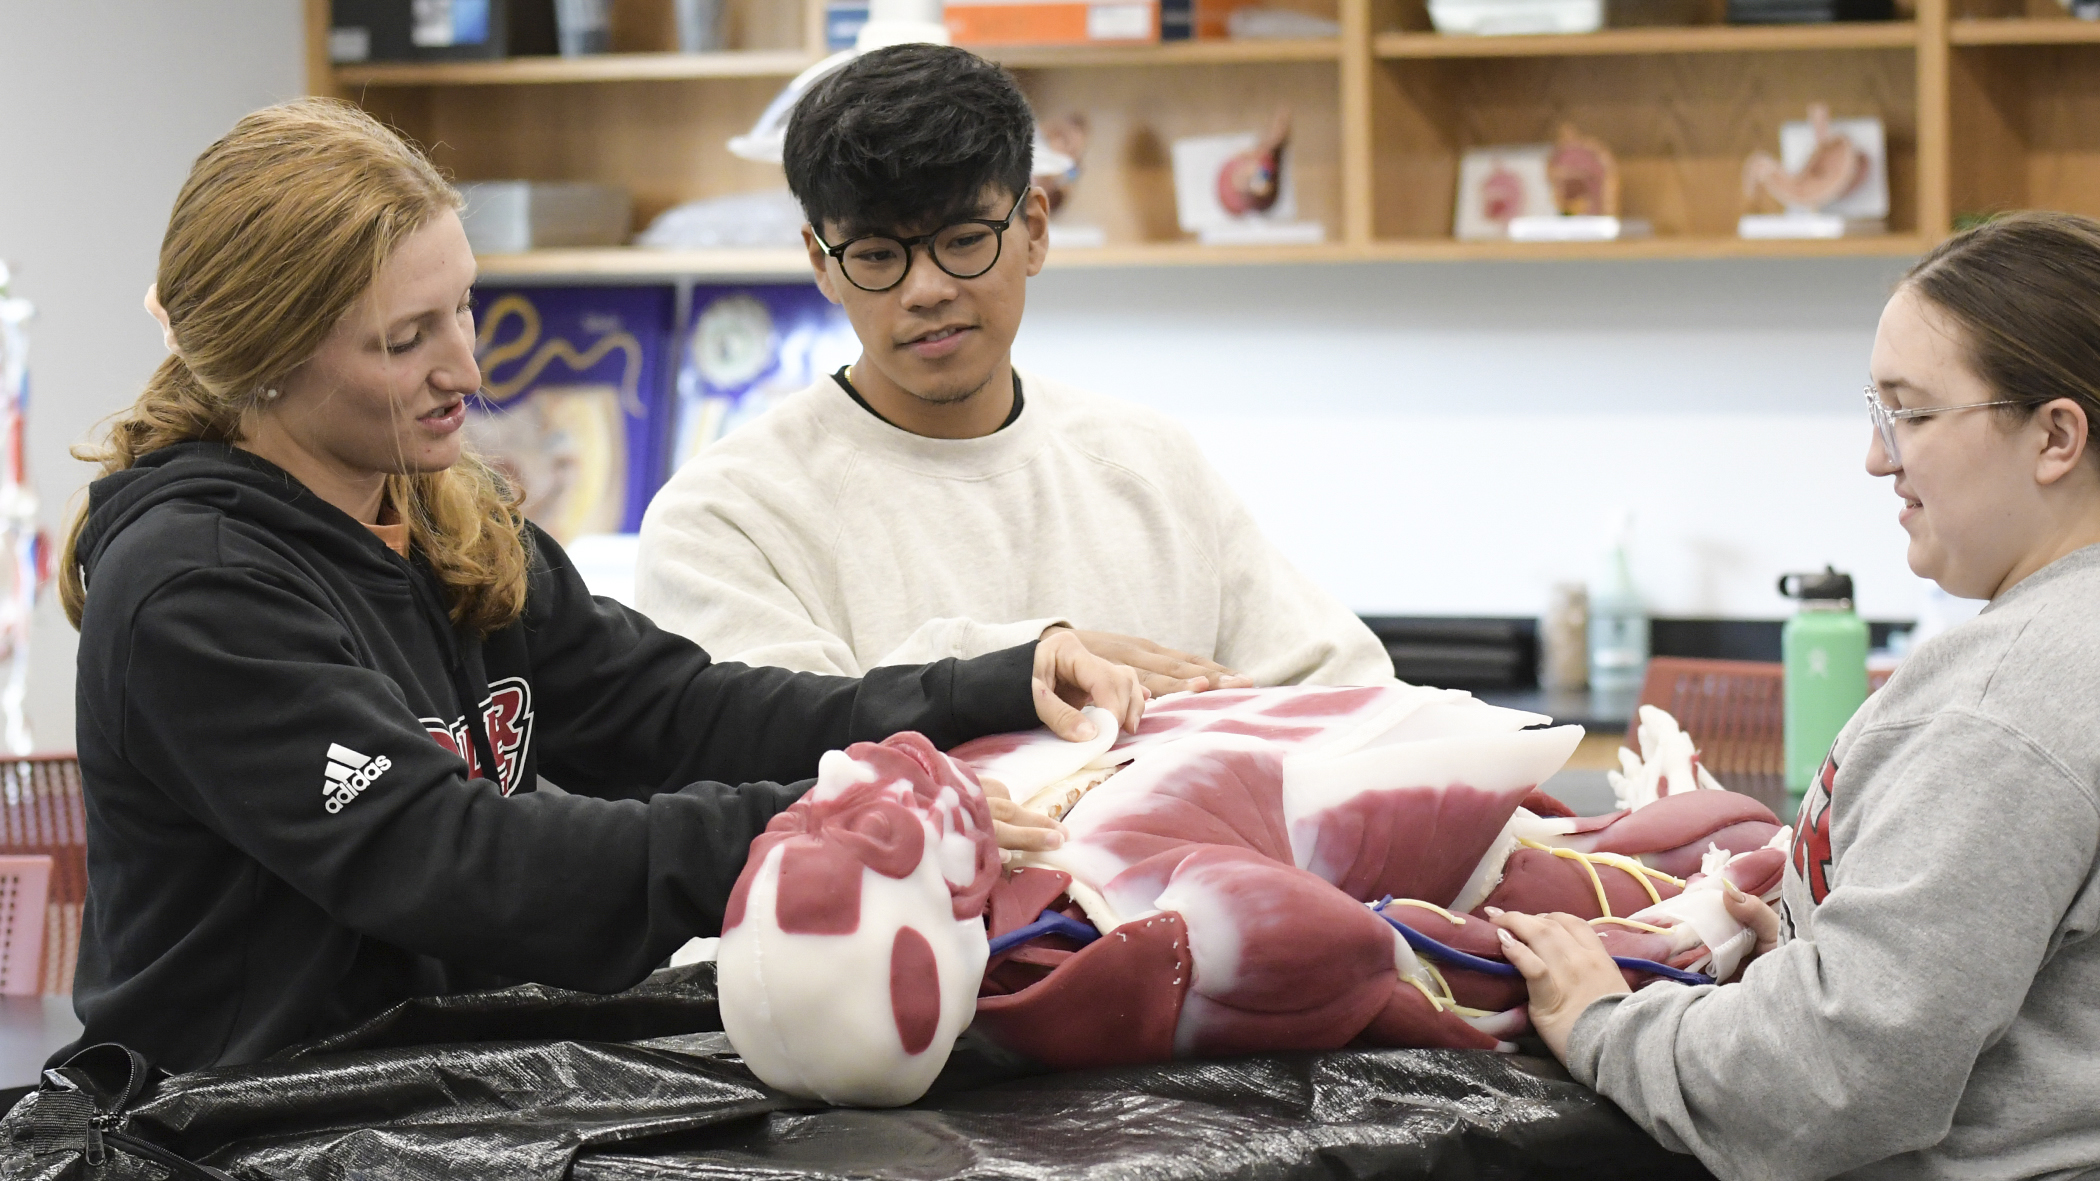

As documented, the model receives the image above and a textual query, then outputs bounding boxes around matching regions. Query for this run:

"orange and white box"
[946,1,1161,46]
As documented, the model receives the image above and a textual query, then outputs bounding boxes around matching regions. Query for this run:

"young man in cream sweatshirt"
[636,44,1392,692]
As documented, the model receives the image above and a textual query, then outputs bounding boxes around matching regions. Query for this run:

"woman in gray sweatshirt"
[1495,211,2100,1181]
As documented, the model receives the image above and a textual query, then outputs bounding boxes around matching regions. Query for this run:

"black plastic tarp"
[2,964,1714,1180]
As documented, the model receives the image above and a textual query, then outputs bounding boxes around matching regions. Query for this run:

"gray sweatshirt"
[1567,543,2100,1181]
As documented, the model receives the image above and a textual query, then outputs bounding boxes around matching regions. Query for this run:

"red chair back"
[1631,658,1787,814]
[1631,658,1889,817]
[0,755,85,996]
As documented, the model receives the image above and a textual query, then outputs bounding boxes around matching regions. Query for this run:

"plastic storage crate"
[0,854,50,995]
[0,755,85,996]
[1632,658,1889,817]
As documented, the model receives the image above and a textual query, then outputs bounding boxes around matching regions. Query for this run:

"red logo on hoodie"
[1790,752,1838,904]
[422,677,535,795]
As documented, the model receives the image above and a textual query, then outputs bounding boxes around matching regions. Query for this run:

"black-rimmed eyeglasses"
[811,191,1028,293]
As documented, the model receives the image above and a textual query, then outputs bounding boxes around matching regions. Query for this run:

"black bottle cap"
[1777,565,1854,602]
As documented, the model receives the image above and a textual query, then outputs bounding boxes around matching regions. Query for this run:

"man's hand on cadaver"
[1068,629,1254,697]
[1032,627,1147,741]
[979,777,1066,852]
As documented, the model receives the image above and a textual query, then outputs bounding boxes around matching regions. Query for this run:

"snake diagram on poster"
[469,282,855,541]
[469,286,674,541]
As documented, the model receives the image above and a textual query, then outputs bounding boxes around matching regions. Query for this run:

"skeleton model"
[719,688,1786,1106]
[0,264,42,757]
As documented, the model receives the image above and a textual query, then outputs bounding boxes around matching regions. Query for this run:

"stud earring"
[260,387,281,402]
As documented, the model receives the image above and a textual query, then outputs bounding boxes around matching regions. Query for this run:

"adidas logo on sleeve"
[323,743,392,814]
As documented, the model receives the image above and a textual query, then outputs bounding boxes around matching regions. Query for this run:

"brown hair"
[60,98,530,634]
[1903,211,2100,467]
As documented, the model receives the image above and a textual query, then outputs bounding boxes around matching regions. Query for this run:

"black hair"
[784,44,1034,239]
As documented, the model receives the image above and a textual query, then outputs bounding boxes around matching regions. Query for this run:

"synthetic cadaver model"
[718,689,1787,1106]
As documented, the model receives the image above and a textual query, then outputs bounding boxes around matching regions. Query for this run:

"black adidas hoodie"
[65,441,1040,1073]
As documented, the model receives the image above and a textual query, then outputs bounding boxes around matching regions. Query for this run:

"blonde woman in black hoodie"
[57,99,1145,1074]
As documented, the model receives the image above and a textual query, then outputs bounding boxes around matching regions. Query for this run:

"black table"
[1,967,1714,1181]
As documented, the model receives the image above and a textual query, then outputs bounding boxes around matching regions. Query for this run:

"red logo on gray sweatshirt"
[1791,753,1838,904]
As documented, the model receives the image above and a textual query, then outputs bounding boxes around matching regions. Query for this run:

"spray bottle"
[1587,512,1649,720]
[1779,567,1869,819]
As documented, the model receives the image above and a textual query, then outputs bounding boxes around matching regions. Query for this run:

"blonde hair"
[61,98,529,634]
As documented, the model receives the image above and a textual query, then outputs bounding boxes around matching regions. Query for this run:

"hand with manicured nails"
[980,777,1066,852]
[1722,880,1782,970]
[1031,626,1148,742]
[1489,909,1630,1063]
[1069,629,1255,697]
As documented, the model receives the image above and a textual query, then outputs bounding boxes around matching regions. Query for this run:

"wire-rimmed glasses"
[1864,385,2024,468]
[811,191,1029,293]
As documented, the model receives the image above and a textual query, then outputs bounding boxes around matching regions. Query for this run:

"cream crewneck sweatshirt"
[634,371,1393,685]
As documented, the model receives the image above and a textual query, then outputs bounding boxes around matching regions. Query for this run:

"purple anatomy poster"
[673,283,858,471]
[470,284,675,540]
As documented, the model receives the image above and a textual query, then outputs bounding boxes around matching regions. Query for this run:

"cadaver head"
[799,732,1000,917]
[718,731,1000,1107]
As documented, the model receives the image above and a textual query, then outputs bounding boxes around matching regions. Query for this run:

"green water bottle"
[1779,567,1870,819]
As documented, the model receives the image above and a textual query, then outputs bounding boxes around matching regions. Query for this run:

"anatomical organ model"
[1744,103,1869,213]
[717,689,1787,1106]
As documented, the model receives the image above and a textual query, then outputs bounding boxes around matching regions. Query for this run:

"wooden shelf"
[1949,16,2100,43]
[476,247,813,277]
[1374,22,1918,58]
[333,39,1347,89]
[989,38,1343,68]
[305,0,2039,268]
[1947,12,2100,224]
[1356,234,1931,261]
[472,235,1930,278]
[334,48,816,87]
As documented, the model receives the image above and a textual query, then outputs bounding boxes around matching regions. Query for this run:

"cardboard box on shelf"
[459,182,632,254]
[946,1,1160,46]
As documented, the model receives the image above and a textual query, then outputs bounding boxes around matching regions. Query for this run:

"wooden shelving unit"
[334,48,817,86]
[1950,14,2100,41]
[1944,0,2100,226]
[483,233,1931,277]
[303,0,2100,277]
[1373,21,1918,56]
[989,37,1345,66]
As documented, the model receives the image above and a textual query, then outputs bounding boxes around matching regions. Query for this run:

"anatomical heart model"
[718,690,1789,1107]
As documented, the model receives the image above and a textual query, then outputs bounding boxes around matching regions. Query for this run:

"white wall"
[1013,256,1928,623]
[0,3,1924,750]
[0,1,305,749]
